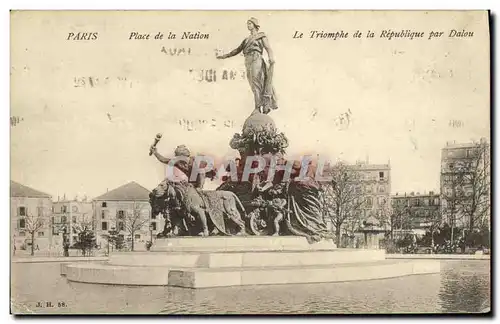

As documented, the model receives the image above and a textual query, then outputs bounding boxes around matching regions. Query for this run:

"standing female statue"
[217,17,278,114]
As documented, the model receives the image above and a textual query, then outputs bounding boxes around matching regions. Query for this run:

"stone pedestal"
[151,236,336,252]
[61,236,440,288]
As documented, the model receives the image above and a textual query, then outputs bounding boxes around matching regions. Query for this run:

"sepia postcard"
[10,10,491,315]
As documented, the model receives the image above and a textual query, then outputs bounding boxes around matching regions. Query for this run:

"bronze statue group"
[149,18,331,243]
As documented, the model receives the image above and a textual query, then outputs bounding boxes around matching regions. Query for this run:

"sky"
[10,10,490,199]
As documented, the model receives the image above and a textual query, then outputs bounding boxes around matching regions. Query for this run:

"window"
[101,210,106,219]
[19,207,26,216]
[134,234,141,239]
[101,222,108,231]
[365,197,373,207]
[102,202,107,208]
[118,222,124,231]
[434,198,440,205]
[379,197,386,205]
[61,216,67,223]
[72,216,77,223]
[378,186,385,193]
[415,199,421,206]
[62,206,67,213]
[118,210,125,219]
[37,207,43,217]
[19,232,25,237]
[19,219,25,229]
[38,232,44,237]
[151,222,157,231]
[379,172,385,180]
[72,206,78,212]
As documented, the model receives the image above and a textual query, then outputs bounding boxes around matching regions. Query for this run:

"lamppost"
[62,226,69,257]
[147,224,154,251]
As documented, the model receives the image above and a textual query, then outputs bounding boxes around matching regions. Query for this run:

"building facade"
[391,191,441,236]
[52,197,93,246]
[323,160,392,242]
[93,182,162,251]
[11,181,53,251]
[440,138,490,231]
[351,160,392,227]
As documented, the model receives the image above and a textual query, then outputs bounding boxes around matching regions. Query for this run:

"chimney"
[429,191,434,195]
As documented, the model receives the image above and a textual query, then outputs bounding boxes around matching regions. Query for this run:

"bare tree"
[24,213,44,256]
[442,141,490,244]
[124,202,150,251]
[72,212,94,234]
[424,209,442,247]
[441,167,465,244]
[455,142,491,233]
[375,205,392,232]
[321,162,365,247]
[389,203,412,240]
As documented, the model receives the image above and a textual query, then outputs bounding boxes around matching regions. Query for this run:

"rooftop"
[392,191,440,198]
[443,138,489,150]
[349,163,391,171]
[93,181,151,201]
[10,180,52,198]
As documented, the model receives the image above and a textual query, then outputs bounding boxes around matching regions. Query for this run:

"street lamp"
[61,226,69,257]
[147,224,154,251]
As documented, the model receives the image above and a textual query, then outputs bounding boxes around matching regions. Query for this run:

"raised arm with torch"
[149,133,162,156]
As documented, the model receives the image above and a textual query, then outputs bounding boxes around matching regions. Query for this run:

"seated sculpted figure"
[149,144,246,237]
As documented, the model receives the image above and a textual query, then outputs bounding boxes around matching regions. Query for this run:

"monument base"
[61,236,441,287]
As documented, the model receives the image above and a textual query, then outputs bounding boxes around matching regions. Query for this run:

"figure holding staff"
[217,17,278,114]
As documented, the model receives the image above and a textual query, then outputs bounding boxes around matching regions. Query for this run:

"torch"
[149,133,162,156]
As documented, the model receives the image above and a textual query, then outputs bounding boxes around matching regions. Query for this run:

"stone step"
[63,259,440,287]
[150,236,336,252]
[168,260,441,288]
[108,249,385,268]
